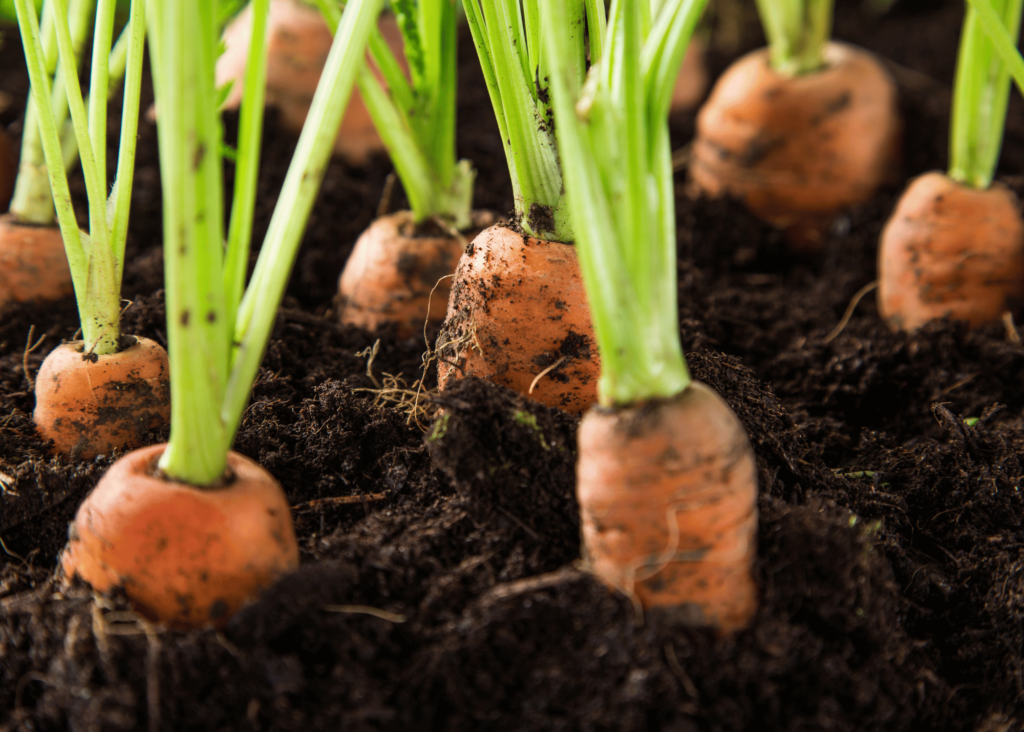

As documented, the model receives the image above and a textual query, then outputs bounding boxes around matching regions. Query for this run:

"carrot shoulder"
[878,171,1024,331]
[337,210,494,337]
[61,443,299,628]
[34,336,170,459]
[690,42,900,251]
[437,224,600,414]
[577,382,759,633]
[0,214,73,308]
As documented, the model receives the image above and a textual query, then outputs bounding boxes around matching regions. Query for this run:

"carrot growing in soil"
[61,0,383,628]
[15,0,169,460]
[689,0,901,251]
[434,0,604,414]
[542,0,758,632]
[878,0,1024,331]
[316,0,492,338]
[216,0,406,165]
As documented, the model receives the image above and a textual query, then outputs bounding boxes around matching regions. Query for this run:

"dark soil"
[2,1,1024,730]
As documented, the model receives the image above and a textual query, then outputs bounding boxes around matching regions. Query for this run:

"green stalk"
[463,0,596,242]
[968,0,1024,98]
[950,0,1024,189]
[87,0,117,190]
[753,0,832,76]
[9,0,91,225]
[542,0,705,406]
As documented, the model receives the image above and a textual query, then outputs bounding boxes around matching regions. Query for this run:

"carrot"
[689,34,900,251]
[61,444,299,627]
[671,37,709,112]
[217,0,405,165]
[0,127,15,211]
[878,173,1024,330]
[436,224,601,414]
[577,383,758,631]
[542,0,757,632]
[33,336,171,459]
[878,0,1024,331]
[0,214,73,307]
[338,210,494,337]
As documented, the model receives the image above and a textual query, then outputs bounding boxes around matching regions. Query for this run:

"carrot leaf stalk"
[314,0,474,230]
[540,0,705,407]
[14,0,146,354]
[462,0,598,242]
[952,0,1024,189]
[150,0,382,487]
[753,0,833,77]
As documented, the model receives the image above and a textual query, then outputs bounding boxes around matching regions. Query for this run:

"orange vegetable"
[577,381,759,633]
[689,41,901,251]
[217,0,406,165]
[436,224,600,414]
[61,443,299,628]
[33,336,170,459]
[0,213,73,308]
[877,171,1024,331]
[671,38,709,112]
[337,210,494,337]
[0,128,15,212]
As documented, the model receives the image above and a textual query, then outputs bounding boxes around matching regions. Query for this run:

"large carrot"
[316,0,489,337]
[62,0,382,627]
[435,0,604,413]
[878,0,1024,330]
[689,0,900,251]
[542,0,757,632]
[217,0,406,165]
[14,0,170,457]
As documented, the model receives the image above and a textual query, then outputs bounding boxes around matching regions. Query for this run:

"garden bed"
[1,1,1022,730]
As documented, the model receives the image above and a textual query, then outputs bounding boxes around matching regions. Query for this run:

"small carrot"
[217,0,406,165]
[437,223,600,413]
[33,337,171,460]
[689,1,900,251]
[61,444,299,628]
[878,0,1024,331]
[338,210,495,337]
[0,215,73,308]
[543,0,757,633]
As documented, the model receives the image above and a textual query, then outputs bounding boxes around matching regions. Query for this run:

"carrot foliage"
[542,0,707,407]
[753,0,833,76]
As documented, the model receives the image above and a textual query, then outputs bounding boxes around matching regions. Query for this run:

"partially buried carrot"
[61,444,299,628]
[689,1,900,252]
[0,214,73,308]
[878,0,1024,331]
[437,224,600,413]
[217,0,405,165]
[338,210,494,337]
[542,0,758,632]
[33,337,171,459]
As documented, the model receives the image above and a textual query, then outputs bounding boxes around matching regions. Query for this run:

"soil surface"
[2,2,1024,730]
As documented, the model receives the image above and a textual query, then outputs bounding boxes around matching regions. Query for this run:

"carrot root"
[337,210,495,337]
[577,382,758,634]
[689,42,901,251]
[33,336,170,460]
[61,443,299,628]
[0,214,73,308]
[437,224,600,414]
[878,171,1024,331]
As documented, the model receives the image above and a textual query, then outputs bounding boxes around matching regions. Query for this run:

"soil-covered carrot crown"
[541,0,705,406]
[463,0,606,242]
[14,0,146,355]
[149,0,382,486]
[754,0,833,76]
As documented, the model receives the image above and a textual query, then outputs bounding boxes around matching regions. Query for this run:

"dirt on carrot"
[33,335,170,459]
[0,214,72,308]
[689,41,901,251]
[337,210,495,337]
[436,223,600,414]
[61,443,300,628]
[878,171,1024,331]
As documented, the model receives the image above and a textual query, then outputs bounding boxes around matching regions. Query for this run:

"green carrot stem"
[87,0,116,191]
[951,0,1024,189]
[753,0,833,76]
